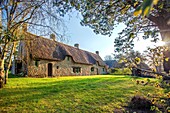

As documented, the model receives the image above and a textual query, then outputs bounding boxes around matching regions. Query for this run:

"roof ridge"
[59,42,99,56]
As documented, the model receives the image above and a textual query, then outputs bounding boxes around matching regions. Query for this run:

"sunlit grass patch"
[0,75,163,112]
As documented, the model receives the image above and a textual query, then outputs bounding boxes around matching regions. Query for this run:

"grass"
[0,75,164,112]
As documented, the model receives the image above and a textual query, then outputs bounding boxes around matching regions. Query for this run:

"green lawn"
[0,75,163,112]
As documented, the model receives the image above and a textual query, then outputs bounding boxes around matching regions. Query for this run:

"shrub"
[128,95,153,110]
[110,68,132,75]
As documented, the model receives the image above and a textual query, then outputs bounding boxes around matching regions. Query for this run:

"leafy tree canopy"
[114,50,146,70]
[54,0,170,52]
[144,46,168,73]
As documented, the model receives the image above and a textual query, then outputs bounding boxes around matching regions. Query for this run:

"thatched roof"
[24,32,106,66]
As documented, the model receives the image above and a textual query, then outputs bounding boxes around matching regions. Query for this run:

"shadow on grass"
[0,76,160,112]
[8,73,24,78]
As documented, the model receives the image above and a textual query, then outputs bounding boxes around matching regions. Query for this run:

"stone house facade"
[12,32,107,77]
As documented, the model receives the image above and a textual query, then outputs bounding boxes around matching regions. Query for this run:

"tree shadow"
[0,76,160,112]
[8,73,24,78]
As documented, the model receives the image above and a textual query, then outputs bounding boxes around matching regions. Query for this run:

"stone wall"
[27,56,106,77]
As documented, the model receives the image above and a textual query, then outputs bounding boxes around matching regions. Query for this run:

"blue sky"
[62,12,164,60]
[63,13,124,59]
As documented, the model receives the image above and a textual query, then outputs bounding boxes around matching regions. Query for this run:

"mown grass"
[0,75,164,112]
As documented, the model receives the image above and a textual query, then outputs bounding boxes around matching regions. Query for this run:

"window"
[20,46,23,55]
[56,66,59,69]
[30,54,33,58]
[67,56,70,61]
[91,67,94,72]
[35,60,40,67]
[103,68,105,72]
[73,67,81,73]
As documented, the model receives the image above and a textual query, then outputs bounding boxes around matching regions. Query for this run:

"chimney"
[74,43,79,49]
[50,33,56,41]
[96,51,99,55]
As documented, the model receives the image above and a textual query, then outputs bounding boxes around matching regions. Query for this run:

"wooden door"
[96,68,99,75]
[48,63,52,77]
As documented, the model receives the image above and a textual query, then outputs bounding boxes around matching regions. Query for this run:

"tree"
[144,46,168,73]
[0,0,67,85]
[54,0,170,72]
[114,51,146,72]
[104,55,114,61]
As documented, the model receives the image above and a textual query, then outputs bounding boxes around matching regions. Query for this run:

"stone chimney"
[50,33,56,41]
[74,43,79,49]
[96,51,99,55]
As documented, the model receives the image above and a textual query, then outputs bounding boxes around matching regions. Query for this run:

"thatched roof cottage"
[12,32,107,77]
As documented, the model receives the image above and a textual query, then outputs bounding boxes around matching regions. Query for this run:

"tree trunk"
[0,44,8,88]
[4,42,16,84]
[0,70,4,88]
[155,66,160,73]
[157,22,170,73]
[0,60,4,88]
[0,55,5,88]
[163,48,170,73]
[160,30,170,73]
